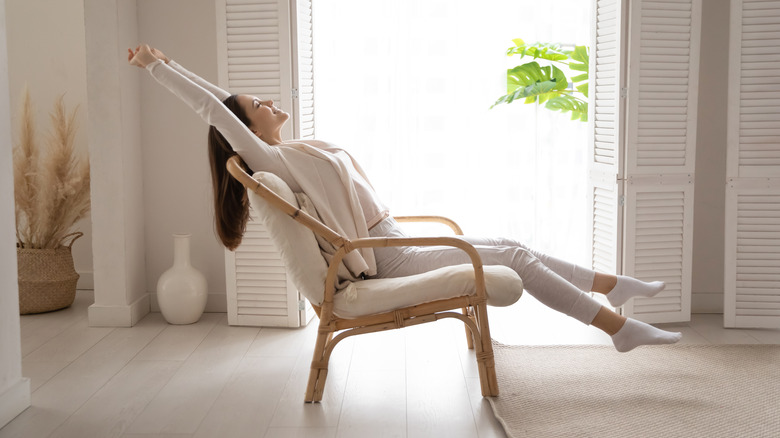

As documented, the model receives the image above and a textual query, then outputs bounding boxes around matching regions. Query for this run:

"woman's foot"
[611,318,682,353]
[606,276,666,307]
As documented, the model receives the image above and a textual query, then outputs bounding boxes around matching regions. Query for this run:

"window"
[313,0,592,264]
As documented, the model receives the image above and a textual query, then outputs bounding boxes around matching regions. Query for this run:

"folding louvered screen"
[725,0,780,328]
[620,0,700,323]
[218,0,316,327]
[588,0,700,323]
[588,0,627,277]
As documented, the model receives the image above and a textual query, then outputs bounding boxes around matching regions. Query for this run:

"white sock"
[611,318,682,353]
[606,276,665,307]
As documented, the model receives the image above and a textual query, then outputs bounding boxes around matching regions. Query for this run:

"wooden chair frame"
[226,156,498,402]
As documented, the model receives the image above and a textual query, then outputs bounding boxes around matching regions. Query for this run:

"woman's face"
[237,95,289,142]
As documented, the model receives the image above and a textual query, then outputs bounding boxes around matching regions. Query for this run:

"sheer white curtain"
[313,0,591,265]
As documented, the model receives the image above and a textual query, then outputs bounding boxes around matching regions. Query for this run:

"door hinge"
[291,88,299,99]
[620,88,627,99]
[619,195,625,207]
[298,299,306,311]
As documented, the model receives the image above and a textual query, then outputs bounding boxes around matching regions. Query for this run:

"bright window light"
[313,0,592,265]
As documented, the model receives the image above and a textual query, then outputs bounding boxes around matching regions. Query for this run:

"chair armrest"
[322,236,488,306]
[393,215,464,235]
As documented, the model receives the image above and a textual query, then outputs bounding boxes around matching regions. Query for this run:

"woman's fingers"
[127,44,159,67]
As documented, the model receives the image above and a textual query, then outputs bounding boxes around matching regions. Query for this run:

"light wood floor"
[2,290,779,438]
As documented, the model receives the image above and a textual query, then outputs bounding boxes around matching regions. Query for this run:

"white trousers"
[369,217,604,325]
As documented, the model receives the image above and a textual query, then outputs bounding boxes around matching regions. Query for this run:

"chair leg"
[472,302,499,397]
[305,327,333,403]
[463,306,475,349]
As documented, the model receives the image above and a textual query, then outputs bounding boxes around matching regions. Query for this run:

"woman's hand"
[127,44,158,68]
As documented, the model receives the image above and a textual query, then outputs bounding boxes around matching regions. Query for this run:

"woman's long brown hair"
[208,95,253,251]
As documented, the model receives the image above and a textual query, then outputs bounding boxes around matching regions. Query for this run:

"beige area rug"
[488,343,780,438]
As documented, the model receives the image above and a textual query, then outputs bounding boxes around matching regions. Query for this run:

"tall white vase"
[157,233,208,324]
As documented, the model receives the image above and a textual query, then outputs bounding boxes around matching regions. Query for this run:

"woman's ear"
[251,128,262,139]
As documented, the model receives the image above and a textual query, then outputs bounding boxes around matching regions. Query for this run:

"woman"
[128,44,681,353]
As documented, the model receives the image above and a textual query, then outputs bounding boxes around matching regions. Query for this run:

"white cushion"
[247,172,329,305]
[333,264,523,318]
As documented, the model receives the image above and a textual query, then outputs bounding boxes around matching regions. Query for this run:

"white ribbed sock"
[611,318,682,353]
[606,276,665,307]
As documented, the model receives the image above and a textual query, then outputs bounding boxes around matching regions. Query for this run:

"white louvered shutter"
[588,0,627,277]
[725,0,780,328]
[292,0,315,140]
[219,0,316,327]
[620,0,700,323]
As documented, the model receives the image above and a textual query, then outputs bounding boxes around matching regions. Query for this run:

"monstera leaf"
[507,39,569,62]
[492,62,568,107]
[569,45,589,98]
[545,95,588,122]
[493,38,590,122]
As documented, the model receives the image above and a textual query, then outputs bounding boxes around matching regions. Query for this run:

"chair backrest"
[227,158,330,305]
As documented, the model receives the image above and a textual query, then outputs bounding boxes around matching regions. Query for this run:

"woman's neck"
[261,134,283,145]
[261,127,284,145]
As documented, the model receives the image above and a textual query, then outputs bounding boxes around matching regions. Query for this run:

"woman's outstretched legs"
[370,218,682,352]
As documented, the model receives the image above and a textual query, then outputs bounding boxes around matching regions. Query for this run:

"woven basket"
[17,232,82,314]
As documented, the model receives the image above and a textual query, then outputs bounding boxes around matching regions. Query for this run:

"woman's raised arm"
[146,46,231,101]
[127,44,279,172]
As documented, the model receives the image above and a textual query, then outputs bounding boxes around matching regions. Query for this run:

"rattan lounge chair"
[226,155,523,402]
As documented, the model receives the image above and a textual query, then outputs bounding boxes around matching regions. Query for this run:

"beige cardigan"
[146,59,385,277]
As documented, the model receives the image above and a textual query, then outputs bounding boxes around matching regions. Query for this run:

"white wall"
[0,0,31,426]
[691,0,729,313]
[137,0,227,312]
[5,0,92,289]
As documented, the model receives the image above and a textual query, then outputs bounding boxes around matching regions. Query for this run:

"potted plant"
[13,90,90,314]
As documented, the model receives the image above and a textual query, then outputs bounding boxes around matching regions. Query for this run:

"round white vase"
[157,233,208,324]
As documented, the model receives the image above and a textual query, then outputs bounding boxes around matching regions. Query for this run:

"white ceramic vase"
[157,233,208,324]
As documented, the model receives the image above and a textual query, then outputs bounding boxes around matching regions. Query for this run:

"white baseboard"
[88,293,150,327]
[692,292,723,314]
[0,378,30,428]
[76,270,94,290]
[150,293,227,313]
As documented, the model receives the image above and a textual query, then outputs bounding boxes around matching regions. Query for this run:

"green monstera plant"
[492,39,590,122]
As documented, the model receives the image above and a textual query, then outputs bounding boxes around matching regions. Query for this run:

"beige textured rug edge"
[488,343,780,438]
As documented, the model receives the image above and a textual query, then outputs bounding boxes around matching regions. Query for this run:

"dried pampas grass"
[13,89,90,249]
